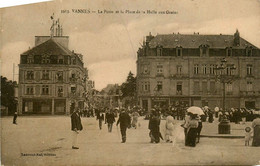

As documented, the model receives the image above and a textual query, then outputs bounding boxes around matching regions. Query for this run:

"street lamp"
[215,58,236,111]
[215,58,236,134]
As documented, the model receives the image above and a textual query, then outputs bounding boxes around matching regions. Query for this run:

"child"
[165,114,175,143]
[245,127,252,146]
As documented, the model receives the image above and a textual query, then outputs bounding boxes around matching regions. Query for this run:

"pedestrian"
[186,114,199,147]
[196,116,203,143]
[208,109,214,123]
[131,111,140,129]
[105,109,115,132]
[116,109,131,143]
[182,112,191,146]
[13,111,18,125]
[244,127,252,146]
[149,111,161,143]
[96,110,104,130]
[165,113,175,143]
[252,115,260,147]
[71,108,83,149]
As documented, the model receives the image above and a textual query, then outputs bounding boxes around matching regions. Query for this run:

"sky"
[1,0,260,90]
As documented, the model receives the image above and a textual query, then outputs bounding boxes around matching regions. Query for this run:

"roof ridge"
[22,38,73,55]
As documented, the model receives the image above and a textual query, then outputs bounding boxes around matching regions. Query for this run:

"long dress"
[149,116,161,143]
[252,117,260,146]
[186,119,199,147]
[165,115,175,142]
[131,112,139,128]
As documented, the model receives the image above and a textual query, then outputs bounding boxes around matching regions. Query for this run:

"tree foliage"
[120,71,136,98]
[1,76,17,115]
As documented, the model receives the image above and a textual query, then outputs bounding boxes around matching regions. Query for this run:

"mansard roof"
[22,38,73,56]
[148,34,258,49]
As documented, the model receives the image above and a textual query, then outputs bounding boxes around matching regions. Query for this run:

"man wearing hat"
[116,108,131,143]
[71,108,83,149]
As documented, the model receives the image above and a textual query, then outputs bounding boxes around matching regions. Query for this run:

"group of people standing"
[71,106,260,149]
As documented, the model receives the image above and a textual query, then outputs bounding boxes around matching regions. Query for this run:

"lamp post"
[215,58,236,134]
[215,58,236,111]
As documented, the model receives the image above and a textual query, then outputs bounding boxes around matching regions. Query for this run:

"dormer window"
[58,55,64,64]
[200,45,209,56]
[226,47,232,56]
[42,55,50,64]
[27,55,34,64]
[156,46,163,56]
[246,47,253,56]
[176,47,182,57]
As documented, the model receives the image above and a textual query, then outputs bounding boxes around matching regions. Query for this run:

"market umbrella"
[187,106,204,115]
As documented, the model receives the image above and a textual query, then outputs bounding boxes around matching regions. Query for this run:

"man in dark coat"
[96,110,105,130]
[71,108,83,149]
[116,109,131,143]
[149,111,161,143]
[13,111,18,125]
[105,109,116,132]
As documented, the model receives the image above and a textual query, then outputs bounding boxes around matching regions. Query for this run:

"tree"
[120,71,137,107]
[1,76,17,115]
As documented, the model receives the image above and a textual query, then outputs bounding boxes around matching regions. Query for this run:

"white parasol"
[187,106,204,115]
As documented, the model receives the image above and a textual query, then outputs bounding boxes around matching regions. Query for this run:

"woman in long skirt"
[186,114,199,147]
[252,115,260,146]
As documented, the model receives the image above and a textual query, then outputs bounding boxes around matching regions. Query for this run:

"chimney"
[234,29,240,46]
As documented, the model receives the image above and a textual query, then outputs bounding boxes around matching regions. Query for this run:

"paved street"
[1,116,260,165]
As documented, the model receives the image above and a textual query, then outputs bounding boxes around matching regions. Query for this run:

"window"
[247,64,252,76]
[71,86,76,94]
[58,56,64,64]
[143,65,149,74]
[227,48,232,56]
[26,71,34,80]
[226,83,232,92]
[194,81,200,94]
[157,64,163,75]
[247,81,253,91]
[157,81,162,91]
[202,64,207,74]
[56,71,63,81]
[246,47,253,56]
[26,86,34,95]
[226,65,234,75]
[194,64,199,74]
[58,86,63,97]
[42,85,49,95]
[27,55,34,64]
[42,70,50,80]
[202,47,207,55]
[72,58,76,64]
[176,48,182,57]
[209,64,215,75]
[200,45,208,56]
[157,48,162,56]
[177,65,182,74]
[176,83,182,95]
[42,55,50,64]
[143,82,150,92]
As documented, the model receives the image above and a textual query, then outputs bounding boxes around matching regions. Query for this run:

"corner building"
[137,30,260,112]
[18,35,88,115]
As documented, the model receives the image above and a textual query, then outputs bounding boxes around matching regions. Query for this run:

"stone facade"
[137,30,260,112]
[18,36,88,115]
